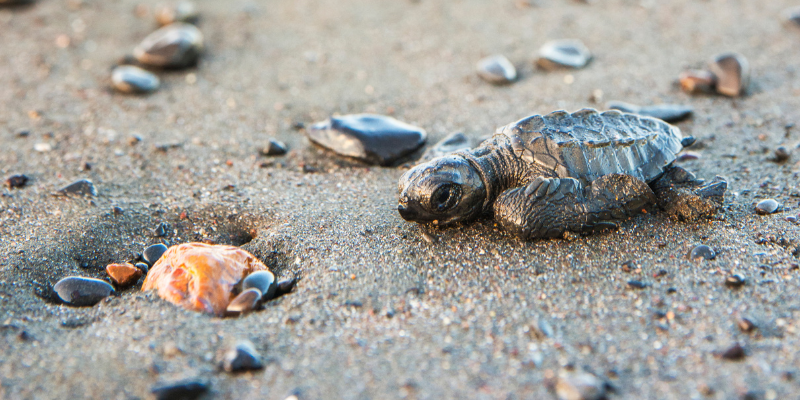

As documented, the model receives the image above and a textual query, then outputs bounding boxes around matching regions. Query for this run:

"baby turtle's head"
[397,155,486,226]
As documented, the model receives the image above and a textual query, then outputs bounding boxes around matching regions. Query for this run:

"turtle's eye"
[430,184,460,212]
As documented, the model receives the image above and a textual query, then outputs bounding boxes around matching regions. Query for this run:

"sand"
[1,0,799,398]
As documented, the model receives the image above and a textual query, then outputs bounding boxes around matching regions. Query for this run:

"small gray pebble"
[774,146,791,162]
[222,341,264,372]
[276,277,299,295]
[755,199,780,215]
[607,101,693,123]
[689,245,716,260]
[476,54,517,84]
[150,378,209,400]
[54,276,115,306]
[243,271,277,301]
[725,274,746,288]
[143,243,168,266]
[260,138,288,156]
[58,179,96,196]
[134,262,149,274]
[111,66,160,94]
[134,22,204,69]
[536,39,592,70]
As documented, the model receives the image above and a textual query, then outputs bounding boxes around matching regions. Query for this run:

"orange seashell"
[141,243,269,316]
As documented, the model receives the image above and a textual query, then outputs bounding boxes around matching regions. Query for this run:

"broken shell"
[708,52,749,97]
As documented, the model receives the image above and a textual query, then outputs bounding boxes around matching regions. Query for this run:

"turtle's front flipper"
[494,175,656,240]
[650,165,726,221]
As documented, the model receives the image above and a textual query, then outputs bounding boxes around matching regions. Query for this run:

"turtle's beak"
[397,200,417,221]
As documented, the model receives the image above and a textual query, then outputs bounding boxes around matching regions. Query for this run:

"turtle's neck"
[456,135,530,213]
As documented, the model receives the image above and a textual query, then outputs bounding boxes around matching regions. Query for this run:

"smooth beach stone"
[54,276,115,306]
[679,69,717,94]
[155,1,198,26]
[222,341,264,372]
[58,179,96,196]
[307,114,427,166]
[226,288,261,316]
[476,54,517,84]
[106,263,143,286]
[151,378,209,400]
[134,262,150,274]
[111,65,160,94]
[142,243,168,266]
[419,132,472,163]
[242,270,277,301]
[5,174,28,189]
[555,370,606,400]
[708,52,749,97]
[774,146,791,162]
[536,39,592,70]
[275,277,298,295]
[755,199,779,215]
[260,138,288,156]
[607,101,693,123]
[133,22,204,69]
[725,274,746,288]
[689,245,716,260]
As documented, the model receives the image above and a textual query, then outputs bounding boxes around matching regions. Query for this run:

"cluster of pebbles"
[110,1,203,94]
[679,52,750,97]
[475,39,592,85]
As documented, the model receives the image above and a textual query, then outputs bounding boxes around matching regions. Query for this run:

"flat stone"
[755,199,780,215]
[5,174,28,189]
[242,270,277,301]
[106,263,143,286]
[689,245,716,260]
[143,243,168,266]
[719,343,746,360]
[226,288,261,316]
[676,151,701,162]
[307,114,427,166]
[708,52,749,97]
[418,132,472,163]
[476,54,517,84]
[607,101,693,123]
[155,1,198,26]
[54,276,115,306]
[555,370,606,400]
[536,39,592,70]
[222,341,264,372]
[142,243,269,316]
[276,277,299,296]
[679,69,716,94]
[58,179,96,196]
[150,378,209,400]
[260,138,288,156]
[111,65,160,94]
[133,22,203,69]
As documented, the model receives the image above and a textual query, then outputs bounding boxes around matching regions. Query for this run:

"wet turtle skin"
[398,108,727,240]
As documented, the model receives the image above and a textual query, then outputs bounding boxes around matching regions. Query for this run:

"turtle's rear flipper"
[494,175,656,240]
[650,165,727,221]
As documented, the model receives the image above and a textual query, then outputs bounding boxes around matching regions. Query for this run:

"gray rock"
[260,139,288,156]
[418,132,472,163]
[275,277,299,295]
[54,276,115,306]
[476,54,517,84]
[150,378,209,400]
[155,1,199,26]
[773,146,791,163]
[222,341,264,372]
[555,370,606,400]
[708,52,749,97]
[226,288,261,316]
[58,179,96,196]
[689,245,716,260]
[5,174,29,189]
[755,199,780,215]
[307,114,427,166]
[607,101,693,123]
[536,39,592,70]
[134,262,149,275]
[242,270,277,301]
[133,22,203,69]
[725,274,746,288]
[143,243,168,266]
[111,65,160,94]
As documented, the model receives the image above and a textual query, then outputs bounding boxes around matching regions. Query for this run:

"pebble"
[688,245,716,260]
[782,6,800,29]
[536,39,592,70]
[150,378,209,400]
[555,370,606,400]
[5,174,29,189]
[676,151,701,162]
[143,243,168,266]
[134,262,150,274]
[155,1,198,26]
[58,179,96,196]
[111,65,160,94]
[606,101,693,123]
[627,280,648,289]
[242,270,277,301]
[275,277,299,296]
[708,52,749,97]
[678,69,716,94]
[475,54,517,84]
[222,341,264,372]
[260,138,288,156]
[142,243,270,316]
[106,263,143,286]
[725,273,746,288]
[737,317,757,333]
[226,288,262,316]
[773,146,791,162]
[133,22,204,69]
[719,343,746,360]
[53,276,115,306]
[419,132,471,163]
[306,114,427,166]
[755,199,780,215]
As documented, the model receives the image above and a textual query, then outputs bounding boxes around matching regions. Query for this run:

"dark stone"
[111,65,160,94]
[61,317,92,328]
[134,23,204,69]
[725,274,746,288]
[154,223,170,237]
[627,280,648,289]
[689,245,716,260]
[150,378,209,400]
[536,39,592,70]
[275,277,298,296]
[719,343,746,360]
[755,199,779,215]
[607,101,693,123]
[53,276,114,306]
[57,179,97,196]
[222,341,264,372]
[418,132,471,163]
[773,146,791,162]
[134,262,150,274]
[306,114,427,166]
[15,129,30,137]
[5,174,28,189]
[783,6,800,29]
[242,270,277,301]
[143,243,168,266]
[476,54,517,84]
[260,139,288,156]
[112,206,124,215]
[226,288,261,316]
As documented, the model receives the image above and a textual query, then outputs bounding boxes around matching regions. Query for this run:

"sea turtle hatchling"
[397,109,727,240]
